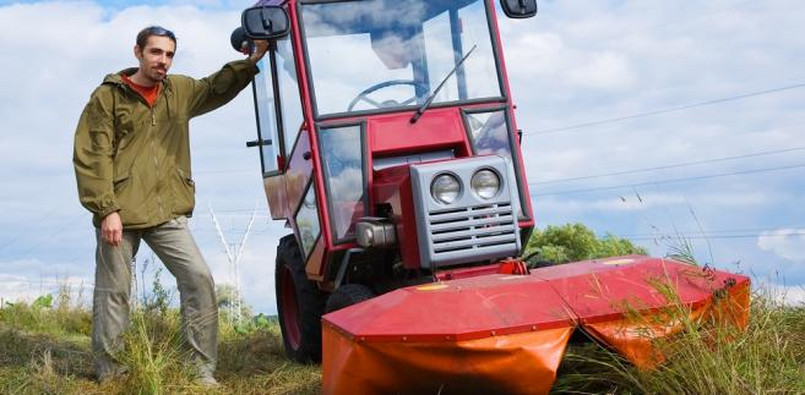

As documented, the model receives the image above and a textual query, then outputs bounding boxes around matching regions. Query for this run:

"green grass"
[552,291,805,394]
[1,286,802,394]
[0,298,320,394]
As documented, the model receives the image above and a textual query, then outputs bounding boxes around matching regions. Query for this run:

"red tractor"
[234,1,749,392]
[237,0,537,359]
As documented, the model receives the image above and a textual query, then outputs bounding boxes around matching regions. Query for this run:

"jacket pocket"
[113,106,137,152]
[113,173,131,194]
[173,168,196,215]
[112,171,148,227]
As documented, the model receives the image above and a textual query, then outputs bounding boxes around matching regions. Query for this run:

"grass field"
[1,284,803,394]
[0,287,320,395]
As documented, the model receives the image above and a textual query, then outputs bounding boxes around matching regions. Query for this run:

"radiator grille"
[427,203,517,256]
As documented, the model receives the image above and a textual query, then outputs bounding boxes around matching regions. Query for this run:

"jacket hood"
[102,68,137,86]
[102,68,174,92]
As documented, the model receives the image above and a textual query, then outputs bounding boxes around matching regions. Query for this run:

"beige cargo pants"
[92,216,217,380]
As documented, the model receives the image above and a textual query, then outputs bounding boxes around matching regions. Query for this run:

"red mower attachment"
[321,255,750,394]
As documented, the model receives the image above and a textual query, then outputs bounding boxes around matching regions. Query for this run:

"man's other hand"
[248,40,269,64]
[101,212,123,246]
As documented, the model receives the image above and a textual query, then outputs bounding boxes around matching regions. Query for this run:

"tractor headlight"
[431,173,461,204]
[471,169,501,199]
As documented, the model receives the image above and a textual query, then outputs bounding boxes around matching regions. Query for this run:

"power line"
[529,162,805,196]
[529,145,805,185]
[626,231,805,241]
[617,226,805,239]
[525,82,805,136]
[194,168,253,175]
[214,208,270,214]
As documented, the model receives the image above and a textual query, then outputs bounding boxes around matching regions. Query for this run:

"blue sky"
[0,0,803,313]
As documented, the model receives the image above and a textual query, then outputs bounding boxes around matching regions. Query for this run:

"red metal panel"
[324,273,575,342]
[368,107,467,156]
[371,165,421,269]
[324,256,750,343]
[531,256,750,325]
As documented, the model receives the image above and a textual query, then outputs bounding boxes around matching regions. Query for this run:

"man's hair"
[136,26,177,49]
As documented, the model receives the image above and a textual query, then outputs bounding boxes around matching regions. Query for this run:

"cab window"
[253,58,280,174]
[276,36,305,155]
[251,25,306,175]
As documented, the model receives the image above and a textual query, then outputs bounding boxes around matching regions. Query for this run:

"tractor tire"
[275,234,326,363]
[325,284,375,313]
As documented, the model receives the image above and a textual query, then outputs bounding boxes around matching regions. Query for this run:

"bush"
[523,223,647,266]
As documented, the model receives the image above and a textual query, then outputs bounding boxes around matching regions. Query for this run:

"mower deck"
[321,255,750,394]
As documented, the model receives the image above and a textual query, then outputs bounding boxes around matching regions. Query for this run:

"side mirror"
[241,6,290,39]
[500,0,537,19]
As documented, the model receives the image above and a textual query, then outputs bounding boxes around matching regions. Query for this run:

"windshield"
[300,0,503,117]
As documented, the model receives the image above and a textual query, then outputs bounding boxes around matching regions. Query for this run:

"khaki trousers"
[92,216,217,378]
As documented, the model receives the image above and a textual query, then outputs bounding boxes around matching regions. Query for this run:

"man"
[73,26,268,385]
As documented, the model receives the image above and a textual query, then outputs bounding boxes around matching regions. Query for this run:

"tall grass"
[0,280,321,394]
[1,262,802,393]
[0,284,91,339]
[554,286,805,394]
[115,310,195,394]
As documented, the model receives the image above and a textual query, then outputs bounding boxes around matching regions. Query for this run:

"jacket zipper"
[149,105,164,217]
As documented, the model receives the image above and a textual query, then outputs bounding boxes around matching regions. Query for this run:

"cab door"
[250,25,321,260]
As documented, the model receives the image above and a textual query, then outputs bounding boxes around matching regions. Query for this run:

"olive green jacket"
[73,59,259,229]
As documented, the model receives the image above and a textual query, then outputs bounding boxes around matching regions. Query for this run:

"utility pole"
[210,204,257,325]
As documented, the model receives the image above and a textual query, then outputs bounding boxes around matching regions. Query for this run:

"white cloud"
[0,272,90,306]
[757,229,805,262]
[1,0,804,314]
[754,281,805,307]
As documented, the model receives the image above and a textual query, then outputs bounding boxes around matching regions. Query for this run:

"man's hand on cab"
[247,40,270,64]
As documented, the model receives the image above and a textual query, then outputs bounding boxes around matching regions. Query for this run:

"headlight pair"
[430,169,501,205]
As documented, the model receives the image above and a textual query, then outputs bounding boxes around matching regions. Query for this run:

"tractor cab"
[236,0,537,362]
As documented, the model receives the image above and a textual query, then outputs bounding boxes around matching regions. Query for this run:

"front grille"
[427,203,517,257]
[410,155,522,268]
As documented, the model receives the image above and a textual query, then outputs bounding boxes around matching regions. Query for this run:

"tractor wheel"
[325,284,375,313]
[275,234,326,363]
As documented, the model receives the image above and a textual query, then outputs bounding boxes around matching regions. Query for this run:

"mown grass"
[1,282,803,394]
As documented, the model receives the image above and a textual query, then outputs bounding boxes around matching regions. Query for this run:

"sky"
[0,0,803,314]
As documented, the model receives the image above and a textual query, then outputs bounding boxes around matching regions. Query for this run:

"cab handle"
[246,138,272,148]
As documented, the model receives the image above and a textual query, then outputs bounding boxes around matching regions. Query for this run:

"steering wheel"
[347,79,428,112]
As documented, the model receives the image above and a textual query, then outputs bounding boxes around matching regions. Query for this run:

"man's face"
[134,36,176,83]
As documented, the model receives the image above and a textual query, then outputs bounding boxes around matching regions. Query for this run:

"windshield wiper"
[410,44,477,124]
